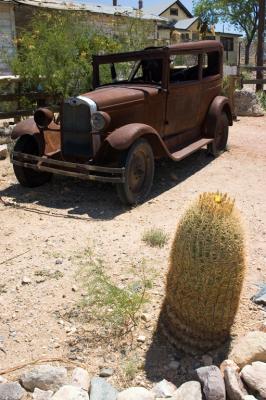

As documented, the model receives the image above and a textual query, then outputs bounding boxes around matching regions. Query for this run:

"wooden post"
[256,0,265,92]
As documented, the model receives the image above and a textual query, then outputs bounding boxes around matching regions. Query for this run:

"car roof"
[93,40,223,64]
[167,40,223,52]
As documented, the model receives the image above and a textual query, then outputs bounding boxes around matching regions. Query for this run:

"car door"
[164,52,201,143]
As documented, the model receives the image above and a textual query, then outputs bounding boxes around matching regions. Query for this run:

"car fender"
[11,118,60,154]
[203,96,233,138]
[105,123,169,158]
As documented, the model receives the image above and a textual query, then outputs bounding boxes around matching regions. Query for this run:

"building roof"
[148,0,193,18]
[12,0,166,20]
[215,31,242,37]
[174,16,198,30]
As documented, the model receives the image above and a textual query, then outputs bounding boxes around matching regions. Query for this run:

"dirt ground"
[0,115,265,389]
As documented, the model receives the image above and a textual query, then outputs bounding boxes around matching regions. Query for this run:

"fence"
[239,65,266,88]
[0,76,62,121]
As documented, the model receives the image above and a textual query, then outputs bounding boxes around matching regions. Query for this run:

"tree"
[193,0,259,64]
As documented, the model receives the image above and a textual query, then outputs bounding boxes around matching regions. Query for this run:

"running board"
[171,138,213,161]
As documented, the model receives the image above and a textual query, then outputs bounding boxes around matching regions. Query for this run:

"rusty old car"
[11,40,232,204]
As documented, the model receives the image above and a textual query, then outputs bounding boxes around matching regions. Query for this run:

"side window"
[220,37,234,52]
[202,51,220,78]
[170,7,178,15]
[169,53,200,83]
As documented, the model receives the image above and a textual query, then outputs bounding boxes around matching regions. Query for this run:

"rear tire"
[13,135,52,187]
[207,112,229,157]
[116,139,154,205]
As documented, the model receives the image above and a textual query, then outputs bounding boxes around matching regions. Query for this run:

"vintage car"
[11,40,232,205]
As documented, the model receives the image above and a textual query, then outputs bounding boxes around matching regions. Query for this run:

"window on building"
[181,33,190,41]
[220,36,234,52]
[170,7,178,16]
[192,32,199,41]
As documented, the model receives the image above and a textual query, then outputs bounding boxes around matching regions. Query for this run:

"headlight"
[91,111,111,132]
[34,108,54,129]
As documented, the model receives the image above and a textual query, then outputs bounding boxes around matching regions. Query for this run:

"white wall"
[0,2,16,75]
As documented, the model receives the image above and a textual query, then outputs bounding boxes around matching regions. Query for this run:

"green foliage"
[122,356,141,381]
[193,0,259,63]
[162,192,246,353]
[11,11,121,97]
[142,228,168,248]
[80,254,152,333]
[256,90,266,111]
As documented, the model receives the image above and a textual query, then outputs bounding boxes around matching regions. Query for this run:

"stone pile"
[234,89,264,117]
[0,331,266,400]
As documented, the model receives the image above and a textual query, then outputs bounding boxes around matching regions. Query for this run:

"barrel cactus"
[161,192,246,353]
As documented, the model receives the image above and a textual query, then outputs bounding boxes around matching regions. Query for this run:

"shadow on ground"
[0,149,213,220]
[144,308,231,387]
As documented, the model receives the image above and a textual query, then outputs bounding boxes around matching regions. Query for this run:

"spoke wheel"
[116,139,154,205]
[13,135,52,187]
[207,112,229,157]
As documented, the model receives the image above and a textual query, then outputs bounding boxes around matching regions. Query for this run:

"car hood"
[81,85,160,111]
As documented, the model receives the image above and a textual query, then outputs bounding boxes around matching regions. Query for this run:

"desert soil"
[0,115,265,388]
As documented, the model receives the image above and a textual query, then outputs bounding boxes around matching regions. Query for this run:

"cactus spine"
[162,192,246,353]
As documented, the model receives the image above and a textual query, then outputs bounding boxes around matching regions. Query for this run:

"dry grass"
[142,228,168,248]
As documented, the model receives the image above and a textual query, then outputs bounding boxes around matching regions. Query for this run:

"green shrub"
[80,255,152,333]
[11,11,121,97]
[142,228,168,248]
[162,192,246,353]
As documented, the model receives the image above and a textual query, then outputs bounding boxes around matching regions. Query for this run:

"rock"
[168,361,180,370]
[0,376,8,384]
[234,90,264,117]
[33,388,54,400]
[243,397,258,400]
[52,385,89,400]
[224,366,248,400]
[21,276,31,285]
[229,331,266,368]
[252,285,266,306]
[117,387,155,400]
[0,382,26,400]
[220,360,239,377]
[99,367,113,378]
[151,379,177,398]
[90,377,117,400]
[72,368,90,391]
[241,361,266,399]
[174,381,202,400]
[202,355,213,367]
[0,144,8,160]
[196,365,226,400]
[21,364,67,391]
[137,335,146,343]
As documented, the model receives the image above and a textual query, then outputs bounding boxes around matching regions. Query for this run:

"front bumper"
[11,152,125,183]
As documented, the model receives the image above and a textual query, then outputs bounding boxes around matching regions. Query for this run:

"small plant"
[257,90,266,111]
[122,356,140,381]
[142,228,168,248]
[162,192,246,353]
[79,254,152,333]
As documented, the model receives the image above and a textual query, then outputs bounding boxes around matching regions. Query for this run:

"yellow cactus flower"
[214,194,222,203]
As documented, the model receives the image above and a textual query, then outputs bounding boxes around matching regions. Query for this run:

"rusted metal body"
[11,40,232,202]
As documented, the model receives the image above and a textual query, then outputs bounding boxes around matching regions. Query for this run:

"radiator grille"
[61,98,93,159]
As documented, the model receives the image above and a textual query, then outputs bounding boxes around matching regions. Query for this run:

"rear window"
[202,51,220,78]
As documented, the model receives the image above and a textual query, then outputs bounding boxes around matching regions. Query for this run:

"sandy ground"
[0,115,265,388]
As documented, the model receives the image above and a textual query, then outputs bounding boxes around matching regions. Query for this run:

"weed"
[257,90,266,111]
[34,269,64,280]
[142,228,168,248]
[122,356,140,381]
[79,254,153,334]
[0,284,7,294]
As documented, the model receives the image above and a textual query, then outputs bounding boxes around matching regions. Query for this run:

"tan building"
[153,0,241,65]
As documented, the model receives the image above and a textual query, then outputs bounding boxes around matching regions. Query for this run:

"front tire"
[207,112,229,157]
[13,135,52,187]
[116,139,154,205]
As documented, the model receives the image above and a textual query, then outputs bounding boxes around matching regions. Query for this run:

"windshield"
[98,58,163,86]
